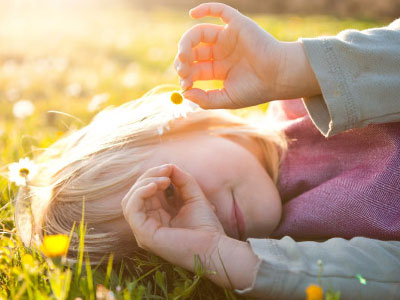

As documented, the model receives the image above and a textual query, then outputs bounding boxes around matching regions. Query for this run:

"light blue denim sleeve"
[300,18,400,137]
[235,236,400,299]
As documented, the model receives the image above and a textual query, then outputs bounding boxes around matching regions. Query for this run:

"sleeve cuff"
[234,238,287,299]
[299,37,361,137]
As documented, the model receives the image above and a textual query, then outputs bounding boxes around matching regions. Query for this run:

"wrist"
[205,235,260,290]
[275,41,321,100]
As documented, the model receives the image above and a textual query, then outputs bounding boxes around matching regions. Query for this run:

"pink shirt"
[268,99,400,240]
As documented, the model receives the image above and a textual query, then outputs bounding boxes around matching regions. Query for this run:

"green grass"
[0,3,386,299]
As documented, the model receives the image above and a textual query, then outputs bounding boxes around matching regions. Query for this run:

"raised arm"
[174,2,321,109]
[176,4,400,137]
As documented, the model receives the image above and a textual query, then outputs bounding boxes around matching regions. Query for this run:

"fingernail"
[160,164,170,171]
[178,52,185,61]
[182,87,190,94]
[157,176,170,182]
[182,80,191,91]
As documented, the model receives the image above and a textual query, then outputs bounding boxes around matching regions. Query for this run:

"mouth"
[231,190,246,240]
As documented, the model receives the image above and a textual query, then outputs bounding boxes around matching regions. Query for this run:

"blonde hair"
[15,86,287,264]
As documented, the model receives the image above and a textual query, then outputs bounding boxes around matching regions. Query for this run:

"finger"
[169,165,206,204]
[121,175,169,209]
[191,61,230,81]
[183,88,236,109]
[177,60,230,88]
[189,3,242,24]
[121,180,153,211]
[178,24,223,62]
[122,182,157,228]
[179,77,193,92]
[138,164,172,182]
[145,194,161,211]
[148,208,171,227]
[174,54,188,78]
[175,61,191,79]
[192,44,214,62]
[135,177,171,191]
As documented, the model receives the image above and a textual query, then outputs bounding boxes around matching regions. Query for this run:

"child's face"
[139,131,282,240]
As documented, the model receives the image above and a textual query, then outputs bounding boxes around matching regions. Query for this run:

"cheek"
[186,157,235,199]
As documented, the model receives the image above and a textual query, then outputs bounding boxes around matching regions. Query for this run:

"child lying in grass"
[14,86,400,299]
[15,2,400,299]
[15,87,286,288]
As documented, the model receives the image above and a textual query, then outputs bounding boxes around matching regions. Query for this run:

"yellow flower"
[306,284,324,300]
[170,91,183,105]
[21,253,34,266]
[40,234,70,258]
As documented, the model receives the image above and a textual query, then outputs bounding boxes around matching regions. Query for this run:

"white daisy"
[8,157,38,186]
[156,94,200,136]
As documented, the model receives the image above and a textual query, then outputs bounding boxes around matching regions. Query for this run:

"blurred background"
[134,0,400,18]
[0,0,393,163]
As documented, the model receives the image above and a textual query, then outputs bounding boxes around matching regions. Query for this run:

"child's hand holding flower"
[175,2,320,109]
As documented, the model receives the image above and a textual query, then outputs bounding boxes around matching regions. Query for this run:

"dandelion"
[13,99,35,119]
[40,234,69,258]
[8,157,38,186]
[88,93,109,112]
[122,71,139,87]
[65,83,82,97]
[305,284,323,300]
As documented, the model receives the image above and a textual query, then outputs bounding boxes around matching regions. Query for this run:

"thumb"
[183,88,237,109]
